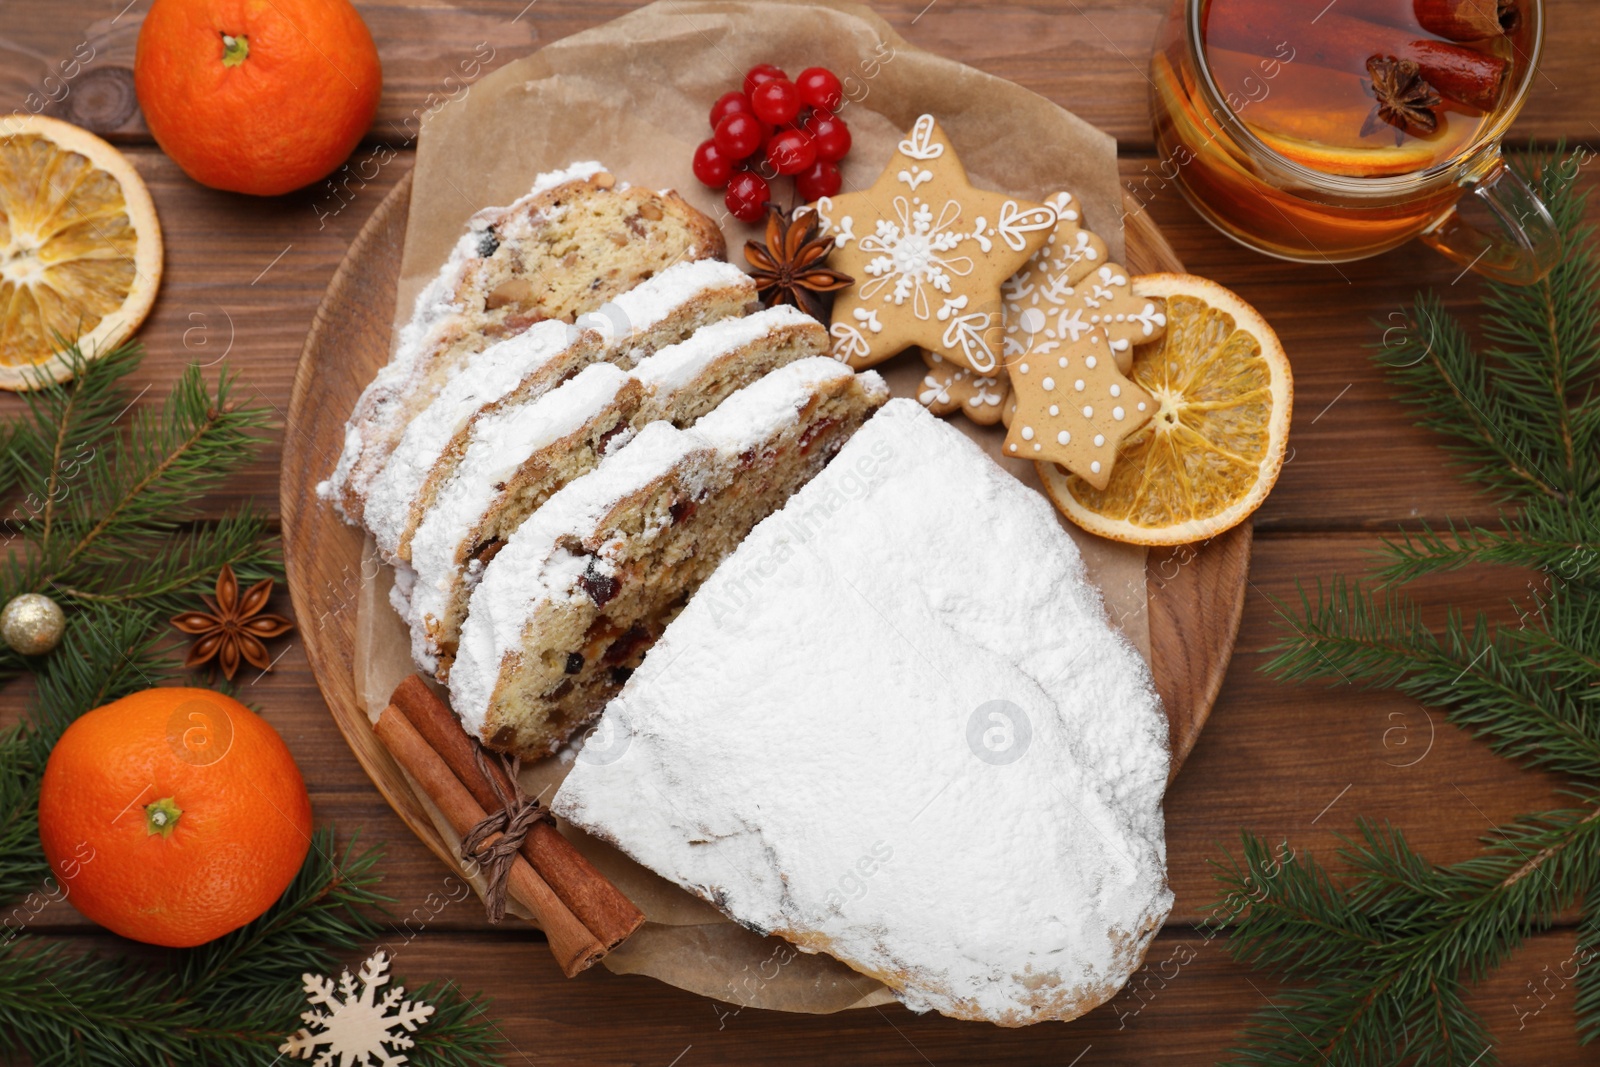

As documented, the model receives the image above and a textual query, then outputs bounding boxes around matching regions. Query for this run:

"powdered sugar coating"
[690,356,886,457]
[554,399,1171,1025]
[318,161,617,512]
[449,422,703,735]
[632,305,817,399]
[403,361,632,670]
[576,259,753,353]
[364,320,587,557]
[526,160,606,197]
[315,230,483,512]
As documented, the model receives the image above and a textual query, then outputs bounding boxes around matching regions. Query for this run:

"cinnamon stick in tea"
[388,674,645,949]
[373,705,606,977]
[1327,0,1518,42]
[1207,6,1509,111]
[1413,0,1519,40]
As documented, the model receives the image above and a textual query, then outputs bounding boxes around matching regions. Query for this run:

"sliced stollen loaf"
[397,360,641,676]
[365,259,760,562]
[402,304,830,677]
[364,321,602,560]
[553,399,1172,1025]
[320,161,726,522]
[449,358,890,759]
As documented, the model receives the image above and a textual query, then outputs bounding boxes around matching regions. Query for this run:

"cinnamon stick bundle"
[1208,6,1509,111]
[387,674,645,949]
[373,705,607,977]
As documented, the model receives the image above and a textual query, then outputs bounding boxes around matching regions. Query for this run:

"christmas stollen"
[554,399,1172,1025]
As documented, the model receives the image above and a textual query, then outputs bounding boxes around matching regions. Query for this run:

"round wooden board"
[281,169,1251,894]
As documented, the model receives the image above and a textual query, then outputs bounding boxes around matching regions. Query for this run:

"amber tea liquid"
[1150,0,1537,262]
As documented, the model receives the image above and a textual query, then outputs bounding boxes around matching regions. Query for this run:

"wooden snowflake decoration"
[279,951,435,1067]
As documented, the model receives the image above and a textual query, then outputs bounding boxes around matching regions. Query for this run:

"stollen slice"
[320,161,726,522]
[366,259,759,562]
[449,358,889,759]
[402,304,829,677]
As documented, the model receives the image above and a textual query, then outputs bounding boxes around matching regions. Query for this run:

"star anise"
[744,206,853,323]
[171,565,294,680]
[1362,54,1442,146]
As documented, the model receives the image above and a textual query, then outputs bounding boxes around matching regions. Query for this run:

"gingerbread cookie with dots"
[816,114,1056,374]
[917,349,1009,426]
[1004,340,1155,488]
[997,199,1169,486]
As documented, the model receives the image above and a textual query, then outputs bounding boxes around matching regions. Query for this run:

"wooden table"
[4,2,1596,1062]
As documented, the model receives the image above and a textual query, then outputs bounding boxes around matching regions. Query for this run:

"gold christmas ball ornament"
[2,593,66,656]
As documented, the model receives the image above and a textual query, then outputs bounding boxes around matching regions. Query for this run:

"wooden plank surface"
[2,0,1596,1062]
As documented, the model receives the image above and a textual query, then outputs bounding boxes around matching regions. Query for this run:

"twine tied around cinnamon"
[458,750,555,923]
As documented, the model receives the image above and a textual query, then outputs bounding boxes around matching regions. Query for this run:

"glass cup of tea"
[1148,0,1560,284]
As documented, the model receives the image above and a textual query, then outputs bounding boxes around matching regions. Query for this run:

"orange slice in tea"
[1250,127,1444,179]
[0,115,163,389]
[1038,274,1292,546]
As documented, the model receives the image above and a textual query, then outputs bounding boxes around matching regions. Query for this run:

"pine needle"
[0,348,503,1064]
[1232,148,1600,1063]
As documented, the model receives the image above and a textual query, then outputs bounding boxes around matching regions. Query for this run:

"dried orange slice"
[1038,273,1291,545]
[0,115,163,389]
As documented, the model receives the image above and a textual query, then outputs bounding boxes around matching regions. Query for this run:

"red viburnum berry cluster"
[692,63,853,223]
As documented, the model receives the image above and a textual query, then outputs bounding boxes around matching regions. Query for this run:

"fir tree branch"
[1372,151,1597,506]
[51,511,282,619]
[1265,579,1600,780]
[1375,498,1600,588]
[1380,291,1568,502]
[0,833,502,1067]
[4,343,146,554]
[1237,150,1600,1062]
[1576,888,1600,1044]
[50,364,270,577]
[1219,806,1600,1066]
[1477,152,1600,491]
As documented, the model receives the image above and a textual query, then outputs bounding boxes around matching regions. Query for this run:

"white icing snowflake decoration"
[858,195,974,320]
[279,951,435,1067]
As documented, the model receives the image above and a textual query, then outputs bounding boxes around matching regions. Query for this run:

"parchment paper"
[354,0,1151,1014]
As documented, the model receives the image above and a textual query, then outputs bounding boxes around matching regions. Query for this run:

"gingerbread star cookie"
[817,114,1056,373]
[1005,191,1108,311]
[998,193,1170,488]
[1004,336,1155,488]
[918,349,1009,425]
[1005,241,1168,378]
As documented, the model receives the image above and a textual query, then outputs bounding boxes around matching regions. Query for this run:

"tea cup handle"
[1419,148,1562,286]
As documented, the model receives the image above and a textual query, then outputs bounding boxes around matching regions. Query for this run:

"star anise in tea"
[744,206,853,323]
[171,565,294,680]
[1362,54,1442,146]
